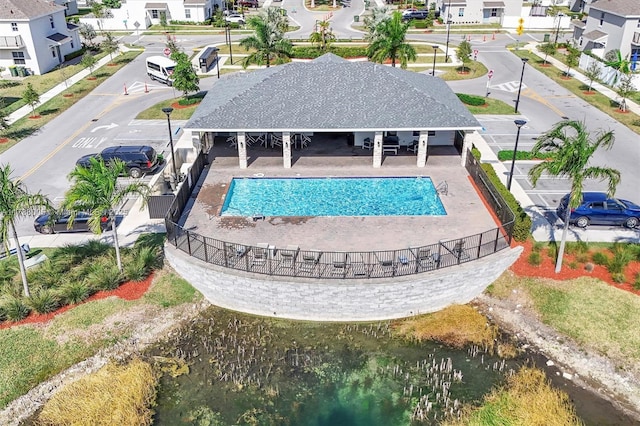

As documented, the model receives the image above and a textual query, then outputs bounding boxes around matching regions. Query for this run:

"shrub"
[124,259,148,282]
[567,261,579,270]
[527,252,542,266]
[480,163,531,241]
[591,251,609,266]
[632,119,640,127]
[290,46,367,59]
[633,273,640,291]
[532,241,545,252]
[471,145,481,160]
[64,47,86,62]
[575,253,590,263]
[28,289,59,314]
[87,263,123,291]
[456,93,485,106]
[607,244,634,274]
[565,241,589,255]
[497,150,555,161]
[1,296,30,322]
[546,243,558,261]
[611,272,626,283]
[58,280,91,305]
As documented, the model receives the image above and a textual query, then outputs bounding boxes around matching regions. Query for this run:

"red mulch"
[614,109,630,114]
[582,91,596,95]
[63,94,74,98]
[0,273,155,330]
[170,102,200,109]
[86,77,97,80]
[0,138,8,144]
[510,240,640,296]
[28,115,41,119]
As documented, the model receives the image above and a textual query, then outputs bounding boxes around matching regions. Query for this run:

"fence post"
[203,236,209,263]
[494,228,500,252]
[477,232,483,259]
[186,230,192,255]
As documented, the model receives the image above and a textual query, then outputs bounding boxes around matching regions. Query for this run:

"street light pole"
[554,13,564,45]
[507,119,527,191]
[432,45,438,75]
[225,24,233,64]
[444,0,452,63]
[514,58,529,113]
[161,107,178,186]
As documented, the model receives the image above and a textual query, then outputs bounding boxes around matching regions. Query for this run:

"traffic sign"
[488,69,494,79]
[473,49,479,56]
[163,47,171,56]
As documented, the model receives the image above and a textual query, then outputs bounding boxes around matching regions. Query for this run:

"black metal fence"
[163,149,515,279]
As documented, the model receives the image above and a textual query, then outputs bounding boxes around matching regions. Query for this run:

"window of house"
[11,22,18,31]
[599,12,604,26]
[428,131,436,136]
[490,8,498,17]
[49,16,55,29]
[71,40,74,48]
[12,51,25,65]
[458,8,464,17]
[185,9,191,18]
[51,47,56,58]
[637,19,640,28]
[151,9,159,19]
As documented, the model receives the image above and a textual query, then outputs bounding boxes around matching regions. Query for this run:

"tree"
[456,40,473,73]
[160,11,168,30]
[22,83,40,118]
[63,157,150,272]
[528,121,620,273]
[91,1,107,33]
[0,164,52,297]
[363,7,390,42]
[79,22,97,48]
[170,51,200,97]
[101,32,119,62]
[81,51,98,77]
[309,19,336,51]
[538,42,556,66]
[604,49,630,75]
[165,34,179,55]
[367,11,416,68]
[239,9,293,68]
[616,72,636,112]
[564,46,579,77]
[583,60,601,93]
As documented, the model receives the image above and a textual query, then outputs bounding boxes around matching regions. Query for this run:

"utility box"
[354,15,359,22]
[199,46,220,73]
[543,34,550,42]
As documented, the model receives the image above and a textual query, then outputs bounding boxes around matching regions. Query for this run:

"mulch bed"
[0,273,155,330]
[510,240,640,296]
[28,115,41,119]
[170,102,200,109]
[0,138,8,144]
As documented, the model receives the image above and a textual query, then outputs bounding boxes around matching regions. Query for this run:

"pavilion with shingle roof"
[186,54,482,169]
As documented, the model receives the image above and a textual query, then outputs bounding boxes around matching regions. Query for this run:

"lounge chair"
[279,245,299,268]
[375,252,396,277]
[351,253,369,277]
[412,247,438,270]
[251,243,269,268]
[299,250,321,274]
[330,253,349,277]
[452,240,470,260]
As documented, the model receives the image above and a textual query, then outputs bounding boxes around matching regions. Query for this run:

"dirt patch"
[218,216,256,229]
[267,216,313,226]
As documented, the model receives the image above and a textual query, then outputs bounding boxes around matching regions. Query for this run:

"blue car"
[556,192,640,229]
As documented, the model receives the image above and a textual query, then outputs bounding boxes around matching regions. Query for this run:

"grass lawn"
[440,61,488,80]
[136,97,203,120]
[466,97,515,114]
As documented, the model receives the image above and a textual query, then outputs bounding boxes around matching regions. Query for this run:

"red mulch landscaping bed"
[170,102,200,109]
[511,240,640,296]
[0,273,154,330]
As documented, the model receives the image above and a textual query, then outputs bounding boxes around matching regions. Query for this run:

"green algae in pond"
[147,307,518,425]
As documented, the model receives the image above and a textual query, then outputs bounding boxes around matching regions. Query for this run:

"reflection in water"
[148,307,518,425]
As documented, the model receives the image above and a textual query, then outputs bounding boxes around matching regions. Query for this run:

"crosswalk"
[126,81,173,94]
[489,80,527,93]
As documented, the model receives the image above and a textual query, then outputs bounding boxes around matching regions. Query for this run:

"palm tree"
[239,9,292,68]
[367,11,416,68]
[309,19,335,51]
[528,120,620,273]
[63,157,150,271]
[0,164,52,297]
[363,7,391,42]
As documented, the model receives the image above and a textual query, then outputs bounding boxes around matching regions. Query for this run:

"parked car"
[225,14,246,24]
[34,211,112,234]
[556,192,640,228]
[402,10,428,20]
[401,8,418,16]
[76,145,160,178]
[238,0,259,7]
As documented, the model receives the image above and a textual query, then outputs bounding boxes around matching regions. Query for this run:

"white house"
[438,0,523,25]
[0,0,81,76]
[573,0,640,60]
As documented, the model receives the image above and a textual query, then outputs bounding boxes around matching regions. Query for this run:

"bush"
[480,163,531,241]
[527,252,542,266]
[456,93,486,106]
[532,241,545,253]
[64,47,86,62]
[87,263,123,291]
[471,145,481,160]
[290,46,368,59]
[607,244,634,274]
[633,273,640,291]
[28,289,59,314]
[547,243,558,261]
[58,280,91,305]
[497,150,555,161]
[1,296,30,322]
[565,241,589,255]
[611,272,626,283]
[591,251,610,266]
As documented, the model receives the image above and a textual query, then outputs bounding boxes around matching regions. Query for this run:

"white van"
[146,56,176,86]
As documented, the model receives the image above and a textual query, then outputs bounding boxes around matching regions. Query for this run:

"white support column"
[282,132,291,169]
[373,131,383,168]
[191,131,202,153]
[461,130,476,167]
[416,131,429,167]
[237,132,248,169]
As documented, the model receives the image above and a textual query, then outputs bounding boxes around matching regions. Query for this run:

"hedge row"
[290,46,368,59]
[497,150,554,161]
[480,163,532,242]
[456,93,486,106]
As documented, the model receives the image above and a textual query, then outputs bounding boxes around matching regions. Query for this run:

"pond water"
[147,307,637,426]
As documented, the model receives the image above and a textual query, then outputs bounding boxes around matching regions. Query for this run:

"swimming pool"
[220,177,446,217]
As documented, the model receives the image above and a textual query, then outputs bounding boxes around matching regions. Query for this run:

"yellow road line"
[522,87,566,117]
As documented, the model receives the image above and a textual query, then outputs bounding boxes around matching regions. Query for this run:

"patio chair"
[330,253,349,277]
[226,135,237,148]
[225,244,247,266]
[452,240,470,260]
[375,252,396,277]
[412,247,438,270]
[407,140,419,153]
[351,253,369,277]
[299,250,321,274]
[279,245,299,268]
[251,243,269,268]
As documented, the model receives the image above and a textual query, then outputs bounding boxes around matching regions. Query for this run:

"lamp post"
[432,45,438,75]
[444,0,452,63]
[225,24,233,64]
[554,13,564,45]
[514,57,528,113]
[161,107,178,186]
[507,119,527,191]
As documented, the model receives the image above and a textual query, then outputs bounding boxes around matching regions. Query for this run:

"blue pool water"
[220,177,446,217]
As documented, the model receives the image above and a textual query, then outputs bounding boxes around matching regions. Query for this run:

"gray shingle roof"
[186,54,482,132]
[0,0,64,20]
[590,0,640,17]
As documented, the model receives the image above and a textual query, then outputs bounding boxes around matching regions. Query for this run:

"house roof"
[571,18,586,29]
[47,32,70,44]
[483,1,505,8]
[185,54,482,133]
[590,0,640,17]
[144,2,168,9]
[0,0,64,20]
[582,29,608,41]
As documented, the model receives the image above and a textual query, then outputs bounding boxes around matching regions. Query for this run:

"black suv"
[76,145,160,178]
[402,10,429,20]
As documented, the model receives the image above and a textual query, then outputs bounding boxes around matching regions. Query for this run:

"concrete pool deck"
[179,142,499,252]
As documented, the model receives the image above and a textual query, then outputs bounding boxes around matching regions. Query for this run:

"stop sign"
[488,69,494,79]
[163,47,171,56]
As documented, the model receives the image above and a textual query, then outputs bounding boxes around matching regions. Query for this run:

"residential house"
[54,0,79,16]
[573,0,640,60]
[0,0,81,75]
[437,0,523,25]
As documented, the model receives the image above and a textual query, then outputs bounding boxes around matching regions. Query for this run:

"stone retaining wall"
[166,245,523,321]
